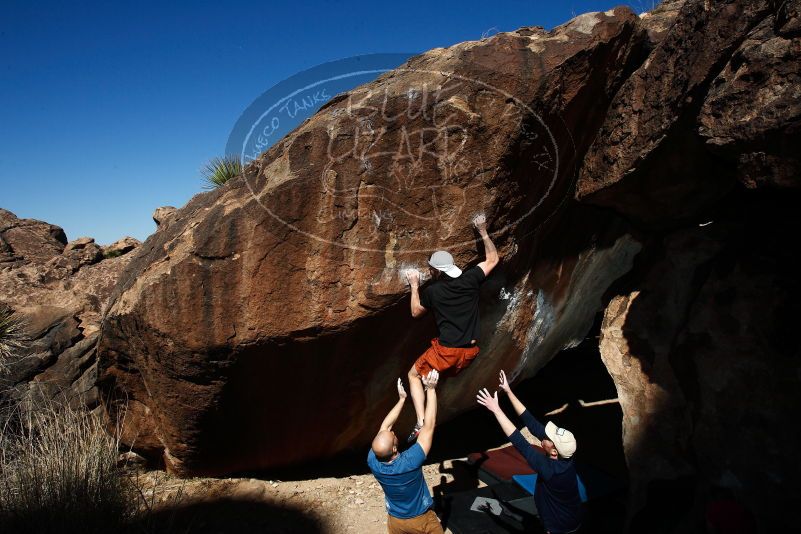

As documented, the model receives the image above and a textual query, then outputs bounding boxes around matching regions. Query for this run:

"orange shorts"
[414,338,480,377]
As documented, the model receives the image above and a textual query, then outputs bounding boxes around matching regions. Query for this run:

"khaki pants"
[387,509,444,534]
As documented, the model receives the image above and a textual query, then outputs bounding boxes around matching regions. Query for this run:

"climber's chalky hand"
[472,213,487,233]
[406,268,420,287]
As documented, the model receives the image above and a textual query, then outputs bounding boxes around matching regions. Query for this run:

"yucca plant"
[0,306,25,376]
[201,155,243,190]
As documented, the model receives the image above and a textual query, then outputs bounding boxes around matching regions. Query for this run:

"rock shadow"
[612,187,801,531]
[127,497,325,534]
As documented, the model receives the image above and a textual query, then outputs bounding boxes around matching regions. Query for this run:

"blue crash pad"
[512,473,588,503]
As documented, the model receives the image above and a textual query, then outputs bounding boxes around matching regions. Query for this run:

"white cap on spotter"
[545,421,577,459]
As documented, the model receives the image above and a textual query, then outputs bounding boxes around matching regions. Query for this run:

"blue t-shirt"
[367,443,433,519]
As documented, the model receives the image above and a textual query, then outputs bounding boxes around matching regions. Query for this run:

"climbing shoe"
[406,423,423,443]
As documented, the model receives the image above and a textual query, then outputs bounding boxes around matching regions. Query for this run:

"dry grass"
[0,400,134,533]
[0,306,26,377]
[0,307,183,532]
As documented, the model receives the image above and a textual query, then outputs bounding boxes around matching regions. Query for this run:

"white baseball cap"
[428,250,462,278]
[545,421,577,459]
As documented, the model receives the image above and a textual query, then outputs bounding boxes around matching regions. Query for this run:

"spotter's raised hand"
[423,369,440,390]
[397,378,407,400]
[476,388,500,413]
[499,370,511,394]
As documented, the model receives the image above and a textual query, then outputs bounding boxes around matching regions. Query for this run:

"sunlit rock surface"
[92,1,800,530]
[98,8,644,475]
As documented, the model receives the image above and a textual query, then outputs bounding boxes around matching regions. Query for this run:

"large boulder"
[0,208,67,265]
[94,1,800,529]
[98,8,647,475]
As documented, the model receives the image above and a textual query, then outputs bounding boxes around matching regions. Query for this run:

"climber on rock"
[404,213,499,443]
[368,371,443,534]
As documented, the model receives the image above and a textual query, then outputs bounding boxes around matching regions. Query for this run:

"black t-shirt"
[420,265,486,348]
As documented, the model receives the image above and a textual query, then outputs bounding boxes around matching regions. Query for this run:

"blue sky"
[0,0,641,244]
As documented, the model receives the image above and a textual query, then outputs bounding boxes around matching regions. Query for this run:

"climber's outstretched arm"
[406,269,428,318]
[473,214,499,276]
[379,378,408,432]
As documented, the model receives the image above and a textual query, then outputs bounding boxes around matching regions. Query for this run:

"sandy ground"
[135,456,484,533]
[129,348,627,533]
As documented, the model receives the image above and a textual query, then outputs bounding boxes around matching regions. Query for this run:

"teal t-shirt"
[367,443,433,519]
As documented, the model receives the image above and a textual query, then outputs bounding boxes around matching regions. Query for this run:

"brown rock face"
[698,8,801,189]
[98,8,645,475]
[0,208,67,265]
[152,206,177,228]
[637,0,687,49]
[577,0,779,223]
[0,209,138,419]
[580,0,801,529]
[92,0,799,529]
[103,236,142,257]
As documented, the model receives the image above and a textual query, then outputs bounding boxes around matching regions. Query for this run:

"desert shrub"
[103,248,124,259]
[0,400,134,534]
[201,155,243,190]
[0,311,181,533]
[0,306,25,376]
